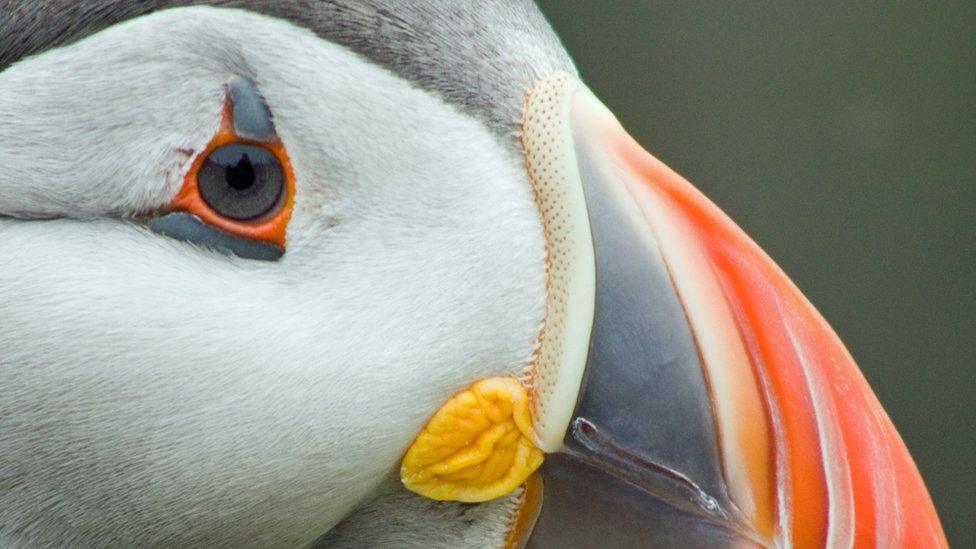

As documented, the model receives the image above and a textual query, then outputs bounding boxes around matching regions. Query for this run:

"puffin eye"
[149,76,295,261]
[197,144,285,222]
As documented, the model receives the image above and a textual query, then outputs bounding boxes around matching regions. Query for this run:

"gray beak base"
[525,132,754,546]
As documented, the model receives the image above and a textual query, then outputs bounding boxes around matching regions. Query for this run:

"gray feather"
[0,0,575,137]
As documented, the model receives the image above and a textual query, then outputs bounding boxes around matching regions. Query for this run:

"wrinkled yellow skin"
[400,377,544,502]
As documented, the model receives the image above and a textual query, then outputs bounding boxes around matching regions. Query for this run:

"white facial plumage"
[0,6,547,547]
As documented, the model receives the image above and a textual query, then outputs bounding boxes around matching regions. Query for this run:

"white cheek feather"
[0,6,548,547]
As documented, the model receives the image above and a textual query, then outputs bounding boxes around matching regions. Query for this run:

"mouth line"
[570,418,722,515]
[566,418,765,544]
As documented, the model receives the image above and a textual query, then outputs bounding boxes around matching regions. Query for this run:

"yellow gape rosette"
[400,377,544,502]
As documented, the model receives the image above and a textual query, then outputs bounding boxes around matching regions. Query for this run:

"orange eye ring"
[169,95,295,249]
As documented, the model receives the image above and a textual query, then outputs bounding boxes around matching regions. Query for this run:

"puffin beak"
[517,74,947,547]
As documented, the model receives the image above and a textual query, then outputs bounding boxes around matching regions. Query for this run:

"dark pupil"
[226,154,256,190]
[197,144,284,221]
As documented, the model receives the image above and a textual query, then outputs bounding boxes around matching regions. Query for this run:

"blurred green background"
[536,1,974,545]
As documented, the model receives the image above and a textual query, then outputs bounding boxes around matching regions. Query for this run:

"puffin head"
[0,2,945,547]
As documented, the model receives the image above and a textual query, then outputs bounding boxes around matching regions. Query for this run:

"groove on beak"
[520,72,946,548]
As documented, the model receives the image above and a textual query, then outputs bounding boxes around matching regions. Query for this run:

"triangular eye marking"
[149,75,296,261]
[228,76,277,143]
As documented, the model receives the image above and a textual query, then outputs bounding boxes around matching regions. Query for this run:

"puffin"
[0,1,947,547]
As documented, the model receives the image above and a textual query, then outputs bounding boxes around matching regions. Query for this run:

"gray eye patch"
[149,212,284,262]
